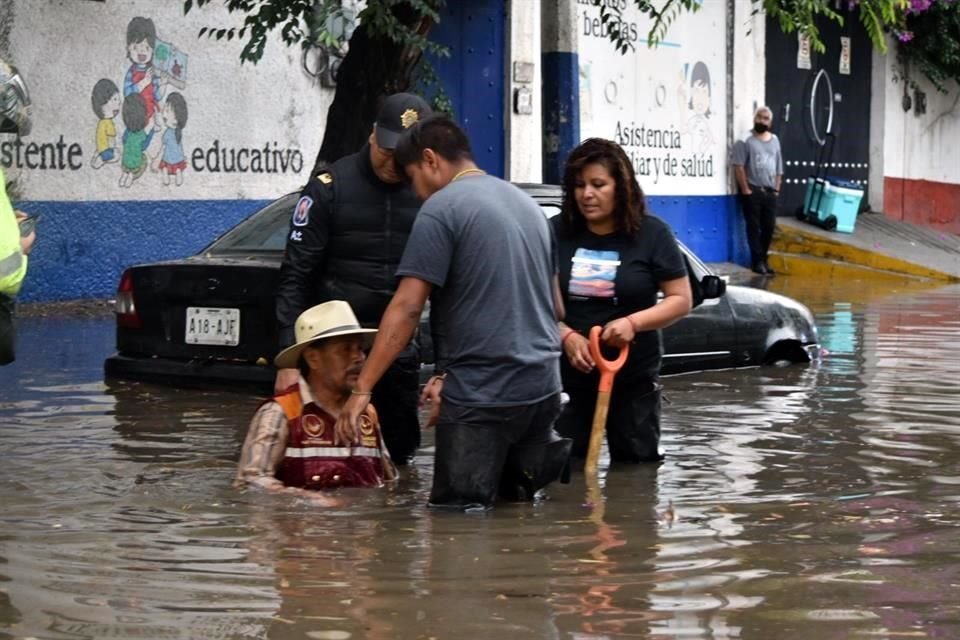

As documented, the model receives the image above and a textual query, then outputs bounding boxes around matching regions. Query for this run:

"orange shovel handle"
[584,326,629,476]
[588,326,629,393]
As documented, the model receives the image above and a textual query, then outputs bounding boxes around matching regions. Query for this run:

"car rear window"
[207,195,297,253]
[201,188,714,280]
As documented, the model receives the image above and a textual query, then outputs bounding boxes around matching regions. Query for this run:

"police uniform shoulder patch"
[316,172,333,185]
[293,195,312,227]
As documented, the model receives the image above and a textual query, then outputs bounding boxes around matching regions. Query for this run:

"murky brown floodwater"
[3,276,960,639]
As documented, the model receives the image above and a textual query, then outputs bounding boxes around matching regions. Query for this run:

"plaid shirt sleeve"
[234,401,288,491]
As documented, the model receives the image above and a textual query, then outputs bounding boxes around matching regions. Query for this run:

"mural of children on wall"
[119,93,149,188]
[152,92,188,186]
[90,79,121,169]
[88,15,189,188]
[676,61,716,155]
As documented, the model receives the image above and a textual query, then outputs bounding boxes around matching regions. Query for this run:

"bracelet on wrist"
[560,328,577,346]
[351,389,372,396]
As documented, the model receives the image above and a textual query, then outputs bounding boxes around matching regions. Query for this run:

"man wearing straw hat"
[235,300,396,498]
[275,93,433,467]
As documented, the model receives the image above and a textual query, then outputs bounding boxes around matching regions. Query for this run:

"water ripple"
[4,286,960,637]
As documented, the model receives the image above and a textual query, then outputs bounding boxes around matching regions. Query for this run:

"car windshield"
[678,241,710,278]
[539,201,562,220]
[206,194,296,254]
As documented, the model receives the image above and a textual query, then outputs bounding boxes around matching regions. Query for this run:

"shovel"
[584,325,629,477]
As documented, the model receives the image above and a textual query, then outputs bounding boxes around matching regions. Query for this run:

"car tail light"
[115,270,141,328]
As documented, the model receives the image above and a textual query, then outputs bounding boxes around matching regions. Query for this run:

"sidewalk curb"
[771,223,959,283]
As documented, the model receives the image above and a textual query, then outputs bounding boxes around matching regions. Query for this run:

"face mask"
[754,122,769,134]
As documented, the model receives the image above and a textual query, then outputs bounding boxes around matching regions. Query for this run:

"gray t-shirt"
[397,174,561,407]
[733,134,783,189]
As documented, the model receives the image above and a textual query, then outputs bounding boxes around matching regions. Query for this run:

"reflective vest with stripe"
[272,386,396,490]
[0,166,27,296]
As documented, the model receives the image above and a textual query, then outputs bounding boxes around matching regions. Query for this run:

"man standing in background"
[733,106,783,276]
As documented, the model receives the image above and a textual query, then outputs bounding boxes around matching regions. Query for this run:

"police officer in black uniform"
[275,93,432,465]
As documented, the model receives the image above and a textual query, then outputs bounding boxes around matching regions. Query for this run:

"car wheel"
[764,341,810,366]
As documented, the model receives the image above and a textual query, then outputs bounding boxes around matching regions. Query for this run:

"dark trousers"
[0,294,14,365]
[372,357,421,465]
[429,393,569,511]
[556,375,663,464]
[741,187,778,265]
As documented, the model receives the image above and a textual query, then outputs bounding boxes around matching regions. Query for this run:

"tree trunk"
[311,4,438,175]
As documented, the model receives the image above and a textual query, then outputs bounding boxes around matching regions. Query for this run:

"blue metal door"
[764,14,872,216]
[423,0,506,177]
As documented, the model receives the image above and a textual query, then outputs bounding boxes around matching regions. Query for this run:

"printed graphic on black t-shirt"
[570,248,620,299]
[552,214,689,380]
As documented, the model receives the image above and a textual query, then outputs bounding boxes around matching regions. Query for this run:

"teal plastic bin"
[802,177,824,218]
[800,176,863,234]
[820,182,863,233]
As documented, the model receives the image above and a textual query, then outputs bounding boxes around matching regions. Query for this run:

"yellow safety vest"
[0,166,28,296]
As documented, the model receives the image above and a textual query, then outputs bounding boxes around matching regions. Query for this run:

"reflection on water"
[3,280,960,638]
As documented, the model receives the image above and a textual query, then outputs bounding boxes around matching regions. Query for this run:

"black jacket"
[275,144,422,350]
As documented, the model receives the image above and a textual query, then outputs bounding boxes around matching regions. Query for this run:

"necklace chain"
[451,168,486,182]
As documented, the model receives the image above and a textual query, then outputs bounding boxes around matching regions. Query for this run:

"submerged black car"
[104,185,820,389]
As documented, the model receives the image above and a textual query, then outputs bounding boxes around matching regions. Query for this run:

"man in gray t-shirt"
[398,174,560,407]
[733,106,784,275]
[336,115,570,511]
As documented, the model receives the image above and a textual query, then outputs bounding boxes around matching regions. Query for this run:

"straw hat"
[274,301,377,369]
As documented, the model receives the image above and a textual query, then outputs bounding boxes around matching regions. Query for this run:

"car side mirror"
[700,274,726,299]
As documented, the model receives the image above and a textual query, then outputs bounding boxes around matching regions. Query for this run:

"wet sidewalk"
[770,212,960,282]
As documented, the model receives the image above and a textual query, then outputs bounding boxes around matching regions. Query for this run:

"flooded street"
[3,277,960,639]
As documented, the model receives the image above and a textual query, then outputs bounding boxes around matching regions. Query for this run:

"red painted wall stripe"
[883,177,960,234]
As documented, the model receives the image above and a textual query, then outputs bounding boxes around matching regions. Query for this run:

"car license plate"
[185,307,240,346]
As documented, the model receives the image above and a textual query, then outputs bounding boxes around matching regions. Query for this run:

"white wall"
[542,0,579,53]
[868,46,888,211]
[575,0,730,196]
[731,0,767,169]
[506,1,543,182]
[5,0,330,202]
[878,46,960,184]
[869,38,960,216]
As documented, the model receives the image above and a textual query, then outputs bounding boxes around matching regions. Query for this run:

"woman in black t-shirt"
[554,138,693,463]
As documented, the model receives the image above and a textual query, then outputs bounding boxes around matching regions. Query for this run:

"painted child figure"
[153,92,188,186]
[119,93,148,188]
[676,61,716,156]
[90,79,121,169]
[123,17,164,145]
